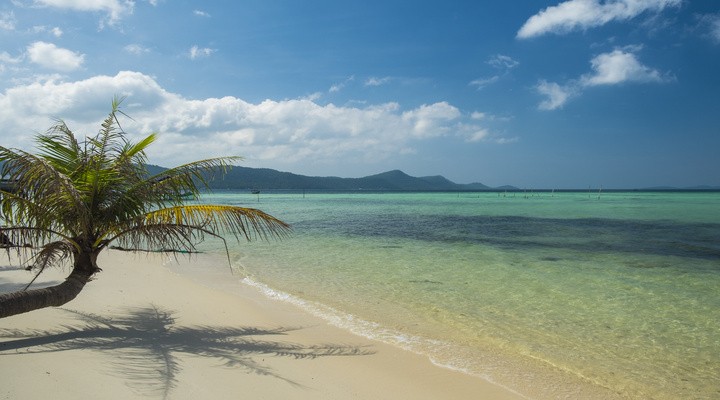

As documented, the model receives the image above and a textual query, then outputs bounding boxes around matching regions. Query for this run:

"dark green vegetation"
[193,167,498,191]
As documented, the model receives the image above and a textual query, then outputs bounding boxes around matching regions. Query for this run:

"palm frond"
[0,225,73,251]
[104,223,201,254]
[99,156,243,222]
[0,148,88,235]
[144,205,291,242]
[36,122,82,174]
[89,96,126,159]
[22,241,75,290]
[148,156,242,193]
[124,133,156,160]
[100,204,290,253]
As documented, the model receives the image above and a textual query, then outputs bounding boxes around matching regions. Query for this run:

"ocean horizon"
[192,190,719,399]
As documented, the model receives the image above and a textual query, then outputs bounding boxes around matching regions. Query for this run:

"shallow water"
[197,191,720,399]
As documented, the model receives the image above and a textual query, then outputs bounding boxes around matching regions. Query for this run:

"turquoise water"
[198,191,720,399]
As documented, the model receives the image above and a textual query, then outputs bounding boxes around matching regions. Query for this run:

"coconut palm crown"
[0,98,290,318]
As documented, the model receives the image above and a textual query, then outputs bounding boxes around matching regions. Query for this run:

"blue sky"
[1,0,719,188]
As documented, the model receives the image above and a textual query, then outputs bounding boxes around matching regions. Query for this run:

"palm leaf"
[145,205,291,241]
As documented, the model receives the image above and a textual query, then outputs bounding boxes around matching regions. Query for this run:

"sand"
[0,250,525,400]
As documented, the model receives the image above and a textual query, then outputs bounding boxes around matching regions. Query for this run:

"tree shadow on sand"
[0,306,374,399]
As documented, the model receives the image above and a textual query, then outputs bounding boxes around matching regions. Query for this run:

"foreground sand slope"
[0,251,524,400]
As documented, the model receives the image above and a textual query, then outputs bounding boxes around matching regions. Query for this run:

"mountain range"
[2,162,717,191]
[200,166,503,191]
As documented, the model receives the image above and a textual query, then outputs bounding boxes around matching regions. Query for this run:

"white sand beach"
[0,250,525,400]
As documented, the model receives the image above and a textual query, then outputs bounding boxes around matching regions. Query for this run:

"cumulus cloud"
[189,45,215,59]
[401,102,461,138]
[0,71,501,168]
[193,10,210,17]
[517,0,682,39]
[536,47,667,110]
[581,48,664,85]
[27,41,85,71]
[34,0,135,27]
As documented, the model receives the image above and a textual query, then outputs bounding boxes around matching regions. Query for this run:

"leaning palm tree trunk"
[0,268,93,318]
[0,245,99,318]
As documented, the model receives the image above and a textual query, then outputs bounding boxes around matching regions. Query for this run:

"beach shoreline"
[1,250,527,400]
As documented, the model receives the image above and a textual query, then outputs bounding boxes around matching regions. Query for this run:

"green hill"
[153,165,497,191]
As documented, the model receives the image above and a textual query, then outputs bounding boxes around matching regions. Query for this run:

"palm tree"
[0,98,290,318]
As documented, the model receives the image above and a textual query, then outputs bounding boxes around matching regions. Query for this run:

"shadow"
[0,306,374,399]
[0,264,64,293]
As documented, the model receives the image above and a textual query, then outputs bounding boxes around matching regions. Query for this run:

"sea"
[191,190,720,399]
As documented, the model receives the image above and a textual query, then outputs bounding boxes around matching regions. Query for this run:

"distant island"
[141,165,720,192]
[207,167,508,191]
[3,163,717,192]
[142,165,505,191]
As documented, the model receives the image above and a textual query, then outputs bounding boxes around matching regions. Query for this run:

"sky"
[1,0,719,189]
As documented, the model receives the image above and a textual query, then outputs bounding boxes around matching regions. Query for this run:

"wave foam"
[238,276,527,398]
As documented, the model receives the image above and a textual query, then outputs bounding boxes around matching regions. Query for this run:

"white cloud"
[471,112,486,120]
[365,76,392,87]
[124,44,150,55]
[0,72,501,168]
[699,13,720,44]
[193,10,210,17]
[31,25,64,36]
[189,45,215,59]
[0,11,16,30]
[493,137,519,144]
[401,102,461,138]
[581,48,664,85]
[0,51,22,65]
[469,76,500,90]
[302,92,322,101]
[27,41,85,71]
[329,76,354,93]
[470,55,519,90]
[466,128,490,142]
[487,54,519,70]
[456,118,516,143]
[517,0,683,39]
[34,0,135,26]
[536,47,667,110]
[536,80,576,110]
